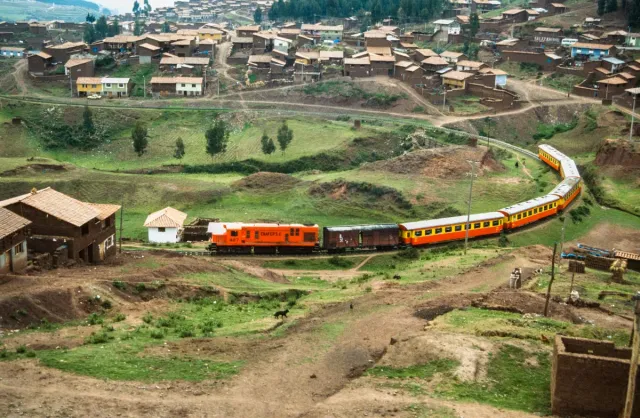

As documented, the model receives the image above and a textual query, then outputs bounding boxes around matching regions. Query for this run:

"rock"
[389,337,398,345]
[310,374,317,379]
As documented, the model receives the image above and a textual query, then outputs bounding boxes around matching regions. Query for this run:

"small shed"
[144,207,188,243]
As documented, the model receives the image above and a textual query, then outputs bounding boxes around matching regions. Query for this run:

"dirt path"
[383,77,445,116]
[11,59,27,95]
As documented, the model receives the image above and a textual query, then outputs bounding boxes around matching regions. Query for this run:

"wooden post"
[118,201,124,254]
[544,242,558,317]
[568,272,576,298]
[623,293,640,418]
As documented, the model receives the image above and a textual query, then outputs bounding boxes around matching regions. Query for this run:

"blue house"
[0,46,26,57]
[570,42,615,60]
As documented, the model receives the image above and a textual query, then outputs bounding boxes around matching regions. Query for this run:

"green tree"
[254,6,263,23]
[86,13,96,23]
[83,24,97,44]
[469,12,479,37]
[132,122,148,157]
[162,21,171,32]
[397,7,405,24]
[597,0,606,15]
[143,0,152,15]
[605,0,617,12]
[371,0,382,24]
[205,120,229,158]
[630,0,640,27]
[82,105,95,134]
[133,20,144,36]
[260,131,276,155]
[277,121,293,154]
[174,137,185,159]
[133,0,140,16]
[108,18,120,36]
[95,15,109,38]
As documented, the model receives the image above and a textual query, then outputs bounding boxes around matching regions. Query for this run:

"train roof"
[207,222,318,234]
[547,177,581,197]
[399,212,504,230]
[560,158,580,178]
[499,194,559,216]
[538,144,567,161]
[324,224,399,232]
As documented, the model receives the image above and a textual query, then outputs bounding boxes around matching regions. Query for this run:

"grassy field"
[448,95,490,115]
[542,73,585,93]
[0,0,95,21]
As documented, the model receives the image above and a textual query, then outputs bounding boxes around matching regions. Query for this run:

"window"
[533,208,538,214]
[517,214,522,220]
[415,231,422,237]
[158,227,166,232]
[303,232,315,242]
[474,223,480,229]
[528,210,533,216]
[290,228,294,235]
[435,228,442,234]
[92,84,96,88]
[119,83,124,88]
[15,242,25,253]
[483,221,490,227]
[230,230,238,237]
[246,230,250,239]
[255,231,259,239]
[192,84,196,87]
[182,84,186,87]
[454,225,462,231]
[295,228,300,236]
[106,83,111,88]
[425,229,432,235]
[543,205,547,210]
[105,217,111,228]
[82,223,89,235]
[105,235,115,249]
[492,220,499,226]
[445,226,452,233]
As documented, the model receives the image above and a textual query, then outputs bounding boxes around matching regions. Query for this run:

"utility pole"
[622,292,640,418]
[463,161,477,255]
[69,74,73,98]
[143,75,146,98]
[442,88,447,112]
[118,200,124,254]
[544,242,558,317]
[559,215,567,263]
[630,94,637,142]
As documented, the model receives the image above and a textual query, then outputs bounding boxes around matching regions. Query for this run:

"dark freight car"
[322,224,399,252]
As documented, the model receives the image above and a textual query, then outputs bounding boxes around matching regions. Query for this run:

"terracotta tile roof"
[0,208,31,240]
[64,58,93,68]
[138,43,161,50]
[86,203,121,220]
[144,207,187,228]
[150,76,203,84]
[416,48,438,57]
[320,50,343,59]
[422,56,448,66]
[366,46,392,56]
[597,76,627,85]
[440,50,465,58]
[618,72,635,80]
[344,57,370,65]
[33,52,52,59]
[76,77,103,84]
[369,53,396,62]
[457,60,484,68]
[572,42,615,50]
[395,60,414,68]
[442,70,475,81]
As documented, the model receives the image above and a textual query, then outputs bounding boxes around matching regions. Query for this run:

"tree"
[469,12,480,37]
[371,0,382,24]
[630,0,640,27]
[134,20,144,36]
[205,120,229,158]
[143,0,152,16]
[597,0,606,15]
[95,15,109,38]
[132,122,148,157]
[108,18,120,36]
[174,137,185,159]
[83,106,95,134]
[277,121,293,153]
[162,21,171,32]
[397,6,405,24]
[260,131,276,155]
[133,0,140,17]
[605,0,617,13]
[83,24,97,44]
[254,6,263,23]
[86,13,96,23]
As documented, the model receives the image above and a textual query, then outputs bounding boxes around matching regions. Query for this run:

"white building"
[175,77,203,96]
[144,207,188,243]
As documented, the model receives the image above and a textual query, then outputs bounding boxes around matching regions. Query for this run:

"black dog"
[274,309,289,319]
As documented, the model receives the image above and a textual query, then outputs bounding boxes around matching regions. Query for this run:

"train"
[207,144,582,254]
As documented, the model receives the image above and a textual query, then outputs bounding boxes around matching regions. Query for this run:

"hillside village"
[1,0,640,417]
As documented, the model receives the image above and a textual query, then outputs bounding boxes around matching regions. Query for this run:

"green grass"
[262,256,367,271]
[0,0,95,21]
[542,73,584,93]
[184,269,328,294]
[497,61,540,80]
[367,358,459,379]
[448,95,490,115]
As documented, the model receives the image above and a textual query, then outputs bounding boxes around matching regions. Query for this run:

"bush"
[135,283,146,293]
[0,349,8,358]
[397,247,420,260]
[328,256,352,268]
[150,329,164,339]
[25,351,36,358]
[85,330,112,344]
[569,205,591,223]
[112,280,126,290]
[336,115,351,121]
[498,231,509,247]
[142,312,154,324]
[412,105,425,113]
[178,326,195,338]
[87,313,104,325]
[101,300,113,309]
[16,345,27,354]
[114,313,126,322]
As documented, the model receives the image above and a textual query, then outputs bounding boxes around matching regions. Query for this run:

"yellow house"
[441,70,474,89]
[76,77,103,96]
[198,28,223,42]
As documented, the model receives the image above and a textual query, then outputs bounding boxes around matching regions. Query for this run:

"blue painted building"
[570,42,615,59]
[0,46,26,57]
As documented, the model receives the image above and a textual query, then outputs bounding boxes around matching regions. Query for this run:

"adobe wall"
[552,336,640,418]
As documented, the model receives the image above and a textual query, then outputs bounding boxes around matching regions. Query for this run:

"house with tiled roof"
[0,208,31,274]
[144,207,188,243]
[0,188,120,264]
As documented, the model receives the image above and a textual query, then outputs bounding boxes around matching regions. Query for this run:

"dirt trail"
[11,59,27,95]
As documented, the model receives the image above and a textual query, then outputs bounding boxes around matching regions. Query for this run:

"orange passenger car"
[499,195,560,229]
[538,144,564,171]
[548,177,581,210]
[399,212,505,246]
[208,222,319,254]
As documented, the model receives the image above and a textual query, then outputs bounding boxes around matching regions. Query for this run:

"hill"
[0,0,104,22]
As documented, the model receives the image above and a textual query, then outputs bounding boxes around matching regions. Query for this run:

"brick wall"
[552,335,640,417]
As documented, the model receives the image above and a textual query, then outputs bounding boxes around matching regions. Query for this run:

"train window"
[231,231,238,237]
[492,220,499,226]
[445,226,452,233]
[533,208,538,214]
[425,229,432,235]
[415,231,422,237]
[435,228,442,234]
[246,230,251,239]
[295,228,300,236]
[517,214,522,220]
[290,228,294,235]
[454,225,462,231]
[255,231,259,239]
[474,223,480,229]
[528,210,533,216]
[304,233,315,242]
[483,221,490,227]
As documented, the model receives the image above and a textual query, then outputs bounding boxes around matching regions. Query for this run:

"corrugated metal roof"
[561,158,580,178]
[144,207,187,228]
[538,144,566,161]
[400,212,504,230]
[547,177,580,198]
[325,224,398,232]
[614,250,640,261]
[0,208,31,240]
[499,195,559,216]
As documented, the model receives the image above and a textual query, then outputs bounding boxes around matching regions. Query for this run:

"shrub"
[135,283,146,292]
[16,345,27,354]
[498,231,509,247]
[412,105,425,113]
[336,115,351,121]
[101,300,113,309]
[85,331,111,344]
[112,280,126,290]
[114,313,126,322]
[87,313,104,325]
[397,247,420,260]
[150,329,164,339]
[25,351,36,358]
[178,326,195,338]
[0,349,8,358]
[328,256,352,268]
[142,312,154,324]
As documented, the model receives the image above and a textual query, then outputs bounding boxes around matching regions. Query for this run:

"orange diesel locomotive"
[208,222,319,254]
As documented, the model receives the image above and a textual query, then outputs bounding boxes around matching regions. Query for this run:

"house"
[603,30,628,45]
[319,50,344,63]
[198,28,223,42]
[102,78,132,98]
[273,36,293,54]
[440,51,467,64]
[0,208,31,274]
[159,56,209,74]
[344,57,371,77]
[502,8,528,23]
[172,39,195,57]
[478,67,508,87]
[253,31,275,53]
[232,36,253,50]
[27,51,53,75]
[472,0,502,12]
[64,58,94,81]
[533,27,563,45]
[456,60,487,72]
[422,56,449,72]
[0,188,120,264]
[395,61,424,84]
[364,30,391,47]
[571,42,615,60]
[300,24,343,42]
[597,76,629,99]
[550,3,567,13]
[583,17,602,27]
[44,42,87,63]
[138,43,161,63]
[415,48,438,62]
[432,19,461,42]
[442,70,474,88]
[502,50,562,70]
[626,33,640,47]
[236,25,261,37]
[150,76,203,96]
[369,53,396,76]
[278,28,301,40]
[103,35,140,52]
[0,46,26,58]
[76,77,103,97]
[601,56,625,73]
[143,207,187,243]
[248,54,273,68]
[89,41,104,54]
